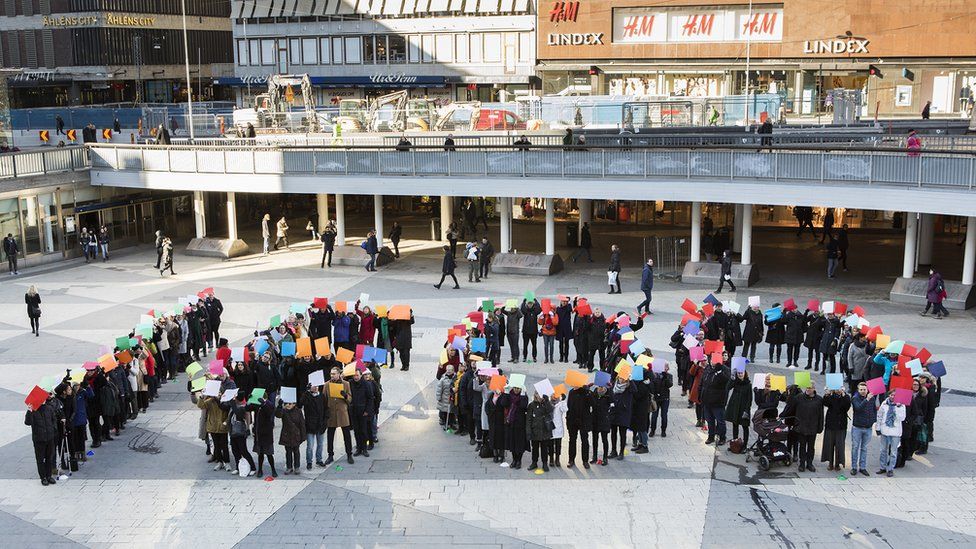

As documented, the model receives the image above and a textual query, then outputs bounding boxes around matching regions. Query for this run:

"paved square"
[3,241,975,548]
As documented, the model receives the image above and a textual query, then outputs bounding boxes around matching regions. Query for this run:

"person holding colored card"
[896,378,928,468]
[725,367,752,449]
[763,303,785,365]
[876,391,906,477]
[325,367,354,465]
[499,384,529,469]
[25,386,62,485]
[821,387,851,472]
[741,303,763,363]
[791,382,824,473]
[849,383,877,477]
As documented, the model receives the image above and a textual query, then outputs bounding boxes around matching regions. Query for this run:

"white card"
[220,388,238,402]
[752,373,767,390]
[748,296,760,308]
[359,293,369,306]
[281,386,297,403]
[203,379,221,397]
[534,378,555,397]
[231,347,245,362]
[308,370,326,387]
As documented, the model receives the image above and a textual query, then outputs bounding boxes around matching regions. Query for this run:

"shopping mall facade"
[537,0,976,118]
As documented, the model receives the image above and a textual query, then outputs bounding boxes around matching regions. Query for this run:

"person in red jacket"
[355,301,377,346]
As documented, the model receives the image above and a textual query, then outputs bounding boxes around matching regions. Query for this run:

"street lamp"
[181,0,195,140]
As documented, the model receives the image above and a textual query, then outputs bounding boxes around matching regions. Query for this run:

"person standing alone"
[320,221,337,268]
[637,259,654,314]
[25,285,41,336]
[717,250,736,293]
[261,214,271,255]
[3,233,18,274]
[607,244,621,294]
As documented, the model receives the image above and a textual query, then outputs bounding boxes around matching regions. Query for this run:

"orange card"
[336,347,355,364]
[115,350,133,364]
[564,369,588,388]
[552,383,568,399]
[296,337,312,358]
[314,337,331,356]
[335,301,347,313]
[99,353,117,372]
[389,304,411,320]
[489,375,507,392]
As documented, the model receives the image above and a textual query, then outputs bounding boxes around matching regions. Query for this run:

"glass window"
[455,34,468,63]
[261,39,275,65]
[435,34,453,62]
[332,37,343,64]
[519,32,532,62]
[0,198,19,256]
[319,37,331,65]
[408,35,421,63]
[19,196,40,255]
[344,36,361,64]
[302,38,317,64]
[421,34,433,62]
[483,33,501,62]
[362,35,375,64]
[375,35,388,64]
[37,193,59,254]
[289,38,301,65]
[388,35,406,63]
[249,40,261,66]
[237,39,248,66]
[470,34,482,62]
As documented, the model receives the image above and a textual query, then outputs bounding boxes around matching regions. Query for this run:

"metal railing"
[0,146,88,179]
[89,143,976,190]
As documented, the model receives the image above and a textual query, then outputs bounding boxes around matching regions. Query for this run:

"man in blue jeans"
[849,383,876,476]
[637,258,654,315]
[876,392,906,477]
[301,385,327,469]
[364,230,378,272]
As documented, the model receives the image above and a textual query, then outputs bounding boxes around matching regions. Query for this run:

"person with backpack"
[921,267,949,319]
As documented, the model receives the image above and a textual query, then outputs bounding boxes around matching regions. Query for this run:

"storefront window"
[19,196,40,255]
[0,198,18,253]
[388,35,406,63]
[376,36,389,64]
[37,193,60,254]
[319,38,331,65]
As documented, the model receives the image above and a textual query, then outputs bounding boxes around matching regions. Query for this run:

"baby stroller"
[745,407,792,471]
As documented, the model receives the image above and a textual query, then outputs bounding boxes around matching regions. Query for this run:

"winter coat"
[25,401,61,442]
[566,387,593,430]
[321,228,337,251]
[823,393,851,431]
[650,372,673,402]
[850,393,877,428]
[365,235,378,255]
[502,308,522,336]
[196,396,229,434]
[538,313,559,337]
[275,405,306,447]
[73,386,94,427]
[325,380,352,428]
[436,375,455,413]
[301,390,327,434]
[392,316,414,350]
[608,250,621,272]
[847,341,871,380]
[350,378,375,414]
[25,293,41,318]
[725,314,743,347]
[555,304,573,339]
[630,380,652,432]
[551,398,567,438]
[724,376,752,426]
[753,388,782,411]
[527,398,554,441]
[764,316,785,345]
[589,390,612,432]
[791,392,824,436]
[818,317,840,355]
[876,399,906,437]
[486,393,507,451]
[356,307,377,345]
[926,272,944,303]
[520,301,541,335]
[742,309,764,343]
[333,315,352,343]
[441,249,456,274]
[699,364,730,408]
[609,382,635,427]
[586,315,605,348]
[580,225,592,248]
[640,264,654,291]
[500,392,528,454]
[784,311,806,345]
[804,315,824,349]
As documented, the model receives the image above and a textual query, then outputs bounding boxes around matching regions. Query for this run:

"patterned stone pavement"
[1,238,975,548]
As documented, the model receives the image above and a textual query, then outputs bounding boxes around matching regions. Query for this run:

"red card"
[606,314,617,325]
[866,326,883,341]
[897,365,912,379]
[197,291,207,299]
[313,297,328,309]
[147,309,155,318]
[783,298,796,311]
[355,344,366,358]
[681,298,698,315]
[890,375,913,391]
[834,302,848,315]
[852,305,866,317]
[620,339,632,354]
[701,303,714,317]
[901,344,918,357]
[541,299,552,314]
[710,352,724,364]
[681,313,699,326]
[807,299,819,311]
[467,312,484,325]
[576,301,592,316]
[25,385,48,410]
[703,340,725,354]
[916,348,932,364]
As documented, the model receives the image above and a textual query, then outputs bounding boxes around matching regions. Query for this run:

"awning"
[214,75,449,88]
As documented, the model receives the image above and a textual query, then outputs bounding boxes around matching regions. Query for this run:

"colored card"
[683,321,701,335]
[115,336,131,350]
[335,301,347,313]
[782,298,796,311]
[821,301,834,314]
[361,346,376,363]
[629,340,646,356]
[576,301,592,316]
[630,365,644,381]
[534,378,554,397]
[915,348,932,364]
[926,360,946,377]
[280,386,297,403]
[489,375,507,392]
[768,375,787,392]
[541,298,552,314]
[220,388,239,403]
[884,340,904,355]
[280,341,297,357]
[764,307,782,322]
[553,384,568,399]
[99,353,117,372]
[680,313,698,326]
[703,293,721,306]
[373,348,388,364]
[509,373,526,390]
[482,299,495,312]
[524,290,535,302]
[710,352,724,365]
[704,340,724,354]
[290,302,306,314]
[336,347,355,364]
[69,369,86,383]
[866,325,883,341]
[890,375,913,391]
[851,305,866,317]
[208,360,225,376]
[314,337,331,356]
[748,296,760,308]
[616,314,631,328]
[471,337,486,353]
[681,298,698,315]
[329,382,345,399]
[793,371,811,388]
[505,298,518,309]
[689,346,705,362]
[203,379,221,397]
[248,388,266,404]
[270,314,281,327]
[892,388,913,406]
[723,300,741,315]
[24,385,48,410]
[901,344,918,357]
[254,339,270,356]
[752,373,767,390]
[388,305,411,320]
[825,373,843,390]
[296,338,312,358]
[359,293,370,306]
[614,358,632,374]
[907,358,923,376]
[866,377,887,395]
[874,334,891,350]
[651,358,666,373]
[375,305,388,318]
[308,370,326,387]
[439,349,449,365]
[83,361,99,371]
[731,356,748,372]
[565,369,588,388]
[594,370,611,387]
[39,376,58,392]
[451,337,467,351]
[313,297,328,309]
[190,376,207,392]
[701,303,714,318]
[620,339,632,355]
[115,350,133,364]
[683,334,699,349]
[834,302,848,315]
[635,355,652,367]
[477,367,500,377]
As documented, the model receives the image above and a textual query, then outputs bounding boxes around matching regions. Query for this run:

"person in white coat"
[876,392,906,477]
[549,393,568,467]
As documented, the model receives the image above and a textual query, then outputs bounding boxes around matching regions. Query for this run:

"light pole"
[181,0,195,140]
[743,0,753,129]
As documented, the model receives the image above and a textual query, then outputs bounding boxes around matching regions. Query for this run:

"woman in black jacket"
[500,387,528,469]
[586,311,606,372]
[649,367,673,437]
[700,362,730,445]
[804,310,825,370]
[228,395,257,476]
[349,370,375,457]
[486,390,507,463]
[783,309,806,368]
[741,307,764,362]
[25,285,41,336]
[301,385,327,469]
[764,305,785,364]
[590,385,612,465]
[724,311,743,358]
[791,384,824,473]
[724,369,752,447]
[527,393,554,471]
[609,378,634,459]
[669,326,691,396]
[434,245,459,289]
[231,362,256,399]
[630,376,652,454]
[818,315,841,374]
[897,379,928,467]
[566,386,592,469]
[820,388,851,471]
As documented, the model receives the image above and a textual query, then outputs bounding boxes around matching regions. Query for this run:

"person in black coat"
[741,306,764,362]
[791,384,824,472]
[364,231,379,272]
[571,222,593,262]
[520,299,541,363]
[630,376,652,453]
[607,244,622,294]
[820,389,851,470]
[392,311,415,371]
[586,311,606,372]
[670,326,691,395]
[649,367,673,437]
[705,304,727,342]
[458,366,475,441]
[25,286,41,336]
[388,221,402,258]
[499,387,528,469]
[486,390,507,463]
[609,378,635,459]
[555,298,574,362]
[783,309,806,368]
[349,370,375,457]
[818,314,841,374]
[724,309,743,358]
[764,305,785,364]
[26,392,63,485]
[566,385,592,469]
[589,385,612,465]
[700,361,730,445]
[320,222,337,268]
[300,385,327,468]
[434,245,459,289]
[803,310,824,370]
[478,237,494,280]
[205,294,224,350]
[717,249,736,292]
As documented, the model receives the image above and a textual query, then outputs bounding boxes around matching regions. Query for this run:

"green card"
[185,361,203,379]
[524,290,535,301]
[129,337,140,348]
[39,375,59,391]
[289,302,306,314]
[190,376,207,392]
[794,371,811,388]
[482,299,494,312]
[248,388,266,404]
[172,304,183,315]
[116,336,131,350]
[270,314,281,327]
[505,298,518,309]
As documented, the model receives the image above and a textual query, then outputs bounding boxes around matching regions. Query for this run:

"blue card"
[471,337,487,353]
[926,360,946,377]
[594,371,611,387]
[280,341,296,357]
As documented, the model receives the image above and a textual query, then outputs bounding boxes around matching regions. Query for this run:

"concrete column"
[741,204,753,266]
[578,198,592,241]
[335,194,346,245]
[963,217,976,285]
[499,197,511,253]
[316,193,329,233]
[193,190,206,239]
[226,192,238,241]
[690,201,701,262]
[545,197,555,256]
[917,213,935,266]
[733,204,743,253]
[903,213,919,279]
[373,194,384,246]
[440,196,453,240]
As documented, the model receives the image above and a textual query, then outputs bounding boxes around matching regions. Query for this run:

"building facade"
[225,0,536,107]
[537,0,976,117]
[0,0,234,107]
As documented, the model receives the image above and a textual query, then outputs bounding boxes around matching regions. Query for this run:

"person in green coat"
[725,369,752,448]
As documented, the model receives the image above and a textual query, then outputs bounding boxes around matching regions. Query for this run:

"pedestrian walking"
[55,114,65,135]
[25,285,41,336]
[3,232,19,274]
[446,222,459,258]
[571,222,594,262]
[305,218,319,241]
[920,267,949,318]
[320,221,336,268]
[261,214,271,255]
[388,221,402,258]
[159,237,176,276]
[364,230,378,271]
[153,230,164,268]
[907,129,922,157]
[98,226,110,261]
[155,124,171,145]
[274,216,289,250]
[636,258,654,314]
[717,249,736,293]
[921,100,931,120]
[607,244,621,294]
[434,245,459,289]
[819,208,834,244]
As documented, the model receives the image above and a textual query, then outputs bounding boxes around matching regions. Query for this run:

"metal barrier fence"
[90,145,976,189]
[0,146,88,179]
[644,235,690,280]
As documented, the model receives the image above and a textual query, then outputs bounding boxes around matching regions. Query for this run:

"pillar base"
[681,261,759,287]
[330,245,396,268]
[491,253,563,276]
[889,277,976,310]
[184,238,249,258]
